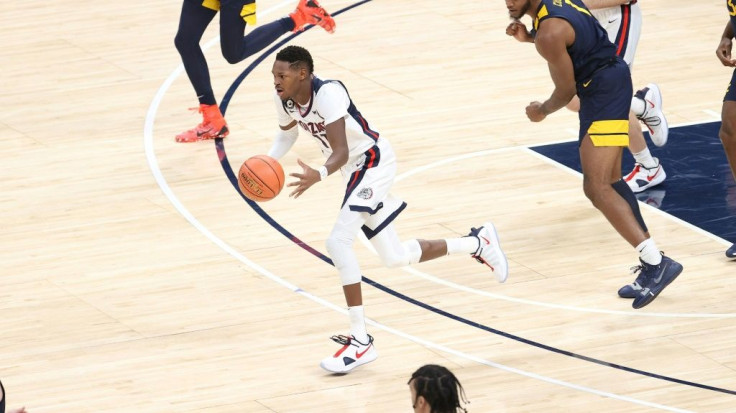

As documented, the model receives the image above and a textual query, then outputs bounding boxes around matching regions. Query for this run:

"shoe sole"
[646,83,668,147]
[482,222,509,283]
[632,262,683,309]
[319,352,377,374]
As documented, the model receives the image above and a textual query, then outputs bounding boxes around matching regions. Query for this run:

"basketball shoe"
[320,334,377,373]
[727,243,736,259]
[631,255,683,309]
[624,159,666,193]
[289,0,336,33]
[469,222,509,283]
[175,104,229,143]
[617,263,649,299]
[635,83,669,147]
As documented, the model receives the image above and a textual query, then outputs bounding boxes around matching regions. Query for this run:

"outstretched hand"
[288,159,321,199]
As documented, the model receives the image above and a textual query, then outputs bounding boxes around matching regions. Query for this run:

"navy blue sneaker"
[726,243,736,259]
[618,264,648,298]
[632,256,683,309]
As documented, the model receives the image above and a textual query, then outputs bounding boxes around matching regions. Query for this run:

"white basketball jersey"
[274,76,380,172]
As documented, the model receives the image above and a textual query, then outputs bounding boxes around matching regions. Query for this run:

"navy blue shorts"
[577,57,633,146]
[725,68,736,102]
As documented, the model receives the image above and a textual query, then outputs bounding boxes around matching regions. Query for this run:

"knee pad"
[611,179,648,232]
[326,230,362,286]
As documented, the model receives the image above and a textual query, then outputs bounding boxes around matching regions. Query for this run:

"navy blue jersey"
[534,0,616,82]
[729,0,736,32]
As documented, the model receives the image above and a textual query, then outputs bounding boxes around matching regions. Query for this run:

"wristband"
[318,165,328,181]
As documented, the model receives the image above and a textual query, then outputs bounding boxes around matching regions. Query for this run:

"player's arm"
[506,19,534,43]
[527,19,577,121]
[268,120,298,159]
[581,0,630,10]
[288,118,348,198]
[716,20,736,67]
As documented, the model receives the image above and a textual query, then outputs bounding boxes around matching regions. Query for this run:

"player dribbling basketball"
[267,45,510,373]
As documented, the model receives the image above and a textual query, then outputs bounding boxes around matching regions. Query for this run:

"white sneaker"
[469,222,509,283]
[625,159,666,193]
[319,334,377,373]
[635,83,669,147]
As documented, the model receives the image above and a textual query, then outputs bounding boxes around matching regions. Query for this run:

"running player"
[504,0,682,309]
[268,45,509,373]
[174,0,335,143]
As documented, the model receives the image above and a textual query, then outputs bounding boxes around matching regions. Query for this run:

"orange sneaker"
[289,0,336,33]
[175,104,229,143]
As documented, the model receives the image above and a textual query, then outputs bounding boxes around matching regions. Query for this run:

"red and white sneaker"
[469,222,509,283]
[319,334,377,373]
[635,83,668,147]
[175,104,229,143]
[625,159,666,193]
[289,0,336,33]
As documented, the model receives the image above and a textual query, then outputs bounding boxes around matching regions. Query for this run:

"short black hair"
[409,364,468,413]
[276,45,314,74]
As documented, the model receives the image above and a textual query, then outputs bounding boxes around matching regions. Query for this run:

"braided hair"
[408,364,468,413]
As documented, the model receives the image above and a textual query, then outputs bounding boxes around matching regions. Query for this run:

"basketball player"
[0,380,27,413]
[268,45,509,373]
[408,365,468,413]
[507,0,669,194]
[716,0,736,259]
[173,0,335,143]
[503,0,682,309]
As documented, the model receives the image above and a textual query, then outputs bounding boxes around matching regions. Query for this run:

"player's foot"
[320,334,377,373]
[624,159,666,193]
[631,255,683,309]
[618,263,650,298]
[469,222,509,283]
[635,83,669,147]
[727,243,736,259]
[290,0,336,33]
[175,104,229,143]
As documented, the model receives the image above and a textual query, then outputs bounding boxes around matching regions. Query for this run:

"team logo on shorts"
[357,187,373,200]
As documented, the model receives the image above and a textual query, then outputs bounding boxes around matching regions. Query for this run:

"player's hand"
[526,101,547,122]
[288,159,320,199]
[506,20,533,43]
[716,37,736,67]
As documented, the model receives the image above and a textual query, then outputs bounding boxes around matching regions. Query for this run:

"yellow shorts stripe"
[590,134,629,147]
[588,120,629,146]
[241,2,257,25]
[202,0,220,11]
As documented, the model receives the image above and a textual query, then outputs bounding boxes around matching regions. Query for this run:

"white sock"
[631,96,646,117]
[349,306,369,343]
[636,238,662,266]
[445,237,480,255]
[632,148,658,169]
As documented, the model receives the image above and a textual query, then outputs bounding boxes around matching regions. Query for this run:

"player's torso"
[535,0,616,81]
[283,77,379,163]
[728,0,736,31]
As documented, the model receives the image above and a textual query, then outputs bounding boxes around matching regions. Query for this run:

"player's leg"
[321,207,377,373]
[218,0,294,64]
[174,0,229,143]
[624,110,665,193]
[367,219,508,282]
[720,71,736,258]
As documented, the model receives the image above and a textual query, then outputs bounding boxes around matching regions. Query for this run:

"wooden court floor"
[2,0,735,411]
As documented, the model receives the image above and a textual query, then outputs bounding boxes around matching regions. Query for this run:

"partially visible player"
[0,380,27,413]
[504,0,682,309]
[174,0,335,143]
[716,0,736,258]
[268,45,509,373]
[507,0,669,194]
[408,365,468,413]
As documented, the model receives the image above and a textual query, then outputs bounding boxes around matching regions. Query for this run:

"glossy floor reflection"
[531,121,736,243]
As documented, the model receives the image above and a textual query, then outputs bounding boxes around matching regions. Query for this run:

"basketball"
[237,155,285,202]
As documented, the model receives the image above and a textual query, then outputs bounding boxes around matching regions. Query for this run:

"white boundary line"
[140,6,715,410]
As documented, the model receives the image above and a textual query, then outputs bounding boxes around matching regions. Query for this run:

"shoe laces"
[329,334,372,346]
[639,113,662,127]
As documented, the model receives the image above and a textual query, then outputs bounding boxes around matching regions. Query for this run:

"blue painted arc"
[212,0,736,397]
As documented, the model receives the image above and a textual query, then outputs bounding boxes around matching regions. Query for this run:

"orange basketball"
[237,155,285,202]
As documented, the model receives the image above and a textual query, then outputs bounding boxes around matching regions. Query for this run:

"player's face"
[506,0,531,19]
[272,60,303,102]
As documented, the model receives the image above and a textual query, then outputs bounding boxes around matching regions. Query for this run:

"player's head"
[505,0,534,20]
[408,364,468,413]
[272,45,314,102]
